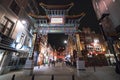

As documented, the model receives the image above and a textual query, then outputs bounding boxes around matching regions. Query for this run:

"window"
[103,1,108,10]
[1,17,7,25]
[113,0,116,2]
[10,0,20,15]
[20,33,26,45]
[0,17,14,36]
[96,2,99,9]
[0,24,3,32]
[25,37,30,47]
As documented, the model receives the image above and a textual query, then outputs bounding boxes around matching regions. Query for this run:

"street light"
[64,40,67,45]
[64,40,67,51]
[64,40,67,44]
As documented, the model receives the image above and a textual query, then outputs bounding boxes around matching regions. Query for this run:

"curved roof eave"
[39,2,74,10]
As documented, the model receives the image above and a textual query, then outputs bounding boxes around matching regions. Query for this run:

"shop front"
[0,50,5,65]
[0,50,5,72]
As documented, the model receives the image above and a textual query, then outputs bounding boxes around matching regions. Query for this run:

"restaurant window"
[9,0,20,15]
[0,16,14,36]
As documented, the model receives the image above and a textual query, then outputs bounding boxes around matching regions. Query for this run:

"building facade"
[0,0,38,74]
[92,0,120,61]
[77,27,109,66]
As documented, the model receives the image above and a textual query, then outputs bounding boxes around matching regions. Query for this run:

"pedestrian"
[52,60,55,67]
[48,59,52,66]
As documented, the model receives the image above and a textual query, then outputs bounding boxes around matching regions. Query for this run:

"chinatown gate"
[24,3,85,75]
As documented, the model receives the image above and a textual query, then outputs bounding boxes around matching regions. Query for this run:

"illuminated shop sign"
[15,33,26,49]
[50,17,64,24]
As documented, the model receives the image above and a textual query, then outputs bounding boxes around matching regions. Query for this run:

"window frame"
[9,0,20,15]
[0,16,14,36]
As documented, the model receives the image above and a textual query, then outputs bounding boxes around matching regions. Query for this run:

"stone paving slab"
[34,76,51,80]
[75,66,120,80]
[0,65,120,80]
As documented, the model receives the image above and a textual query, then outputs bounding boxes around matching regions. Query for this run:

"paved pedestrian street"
[0,63,120,80]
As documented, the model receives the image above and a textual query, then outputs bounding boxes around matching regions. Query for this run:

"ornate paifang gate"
[29,2,85,35]
[24,3,85,75]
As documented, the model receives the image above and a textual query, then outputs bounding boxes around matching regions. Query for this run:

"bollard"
[11,74,15,80]
[51,74,54,80]
[32,74,34,80]
[72,75,74,80]
[93,65,96,72]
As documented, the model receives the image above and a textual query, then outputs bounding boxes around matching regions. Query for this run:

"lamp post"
[64,40,67,55]
[98,13,120,73]
[53,45,55,60]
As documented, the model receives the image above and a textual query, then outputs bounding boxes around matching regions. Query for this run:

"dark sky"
[48,33,68,49]
[36,0,100,31]
[36,0,100,49]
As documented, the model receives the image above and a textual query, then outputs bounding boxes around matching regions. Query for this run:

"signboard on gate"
[50,17,64,24]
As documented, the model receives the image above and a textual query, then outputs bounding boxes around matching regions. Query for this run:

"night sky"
[48,33,68,50]
[36,0,100,49]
